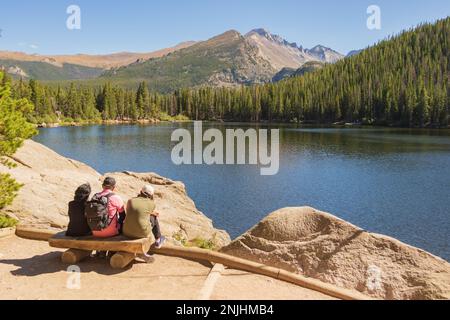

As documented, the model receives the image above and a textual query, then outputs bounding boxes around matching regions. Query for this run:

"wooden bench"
[48,232,152,269]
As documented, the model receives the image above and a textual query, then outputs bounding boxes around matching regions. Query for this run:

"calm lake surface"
[34,123,450,260]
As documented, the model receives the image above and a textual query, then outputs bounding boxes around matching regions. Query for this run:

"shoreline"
[36,119,450,130]
[36,118,188,128]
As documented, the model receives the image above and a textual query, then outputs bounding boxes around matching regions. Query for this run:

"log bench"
[48,232,152,269]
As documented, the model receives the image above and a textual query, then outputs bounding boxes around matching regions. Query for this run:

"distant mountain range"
[0,28,349,91]
[346,49,363,57]
[272,61,325,82]
[0,42,195,81]
[245,28,343,70]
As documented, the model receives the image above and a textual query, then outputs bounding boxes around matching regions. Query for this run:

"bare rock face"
[0,140,230,247]
[220,207,450,300]
[0,140,102,228]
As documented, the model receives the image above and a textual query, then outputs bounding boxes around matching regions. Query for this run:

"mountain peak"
[347,49,362,57]
[247,28,271,37]
[210,30,242,42]
[246,28,298,49]
[309,45,332,52]
[306,45,344,63]
[310,44,323,49]
[222,29,242,37]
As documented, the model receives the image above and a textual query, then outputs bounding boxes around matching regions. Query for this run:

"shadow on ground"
[0,251,131,276]
[0,251,214,278]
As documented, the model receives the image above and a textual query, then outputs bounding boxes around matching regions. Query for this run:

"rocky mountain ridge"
[1,28,346,89]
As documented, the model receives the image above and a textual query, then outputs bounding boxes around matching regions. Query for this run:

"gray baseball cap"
[102,177,116,188]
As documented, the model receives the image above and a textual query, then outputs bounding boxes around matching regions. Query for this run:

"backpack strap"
[94,192,115,200]
[105,192,115,199]
[103,193,118,226]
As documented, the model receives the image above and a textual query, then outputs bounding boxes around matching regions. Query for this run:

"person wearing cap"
[123,184,166,249]
[92,177,125,238]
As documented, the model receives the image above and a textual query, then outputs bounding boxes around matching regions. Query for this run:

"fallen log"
[110,252,136,269]
[62,249,92,264]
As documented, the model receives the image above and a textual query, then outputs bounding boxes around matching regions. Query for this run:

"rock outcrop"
[221,207,450,300]
[0,140,230,247]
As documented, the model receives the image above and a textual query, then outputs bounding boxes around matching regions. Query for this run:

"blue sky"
[0,0,449,55]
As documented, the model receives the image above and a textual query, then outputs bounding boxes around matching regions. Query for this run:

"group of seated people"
[66,177,166,259]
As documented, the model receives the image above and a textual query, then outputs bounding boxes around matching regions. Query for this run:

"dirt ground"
[0,235,335,300]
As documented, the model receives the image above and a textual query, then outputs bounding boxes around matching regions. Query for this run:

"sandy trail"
[0,236,335,300]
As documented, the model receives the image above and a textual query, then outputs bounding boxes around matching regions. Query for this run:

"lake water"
[34,123,450,261]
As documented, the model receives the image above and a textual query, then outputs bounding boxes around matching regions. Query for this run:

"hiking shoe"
[107,251,117,258]
[155,236,166,249]
[137,253,155,263]
[94,251,108,259]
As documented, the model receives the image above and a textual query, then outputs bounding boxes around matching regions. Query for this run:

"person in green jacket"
[123,185,166,249]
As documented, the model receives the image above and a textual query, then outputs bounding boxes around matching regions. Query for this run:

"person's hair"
[102,177,116,189]
[74,183,91,202]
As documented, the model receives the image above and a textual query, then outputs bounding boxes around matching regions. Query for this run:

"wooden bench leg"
[110,252,135,269]
[62,249,92,264]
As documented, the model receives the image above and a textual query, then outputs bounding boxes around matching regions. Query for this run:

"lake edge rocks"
[220,207,450,300]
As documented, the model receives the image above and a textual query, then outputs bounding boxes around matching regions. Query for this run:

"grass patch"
[186,238,216,250]
[172,230,216,250]
[159,112,190,122]
[172,230,187,246]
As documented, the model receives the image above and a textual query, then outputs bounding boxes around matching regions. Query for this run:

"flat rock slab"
[0,228,16,240]
[49,232,151,255]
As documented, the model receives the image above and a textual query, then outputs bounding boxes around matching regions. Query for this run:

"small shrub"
[172,230,187,246]
[172,114,190,122]
[172,231,216,250]
[0,174,22,209]
[61,117,74,124]
[159,112,190,122]
[0,214,18,229]
[187,238,216,250]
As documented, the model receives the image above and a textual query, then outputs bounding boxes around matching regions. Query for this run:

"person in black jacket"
[66,183,92,237]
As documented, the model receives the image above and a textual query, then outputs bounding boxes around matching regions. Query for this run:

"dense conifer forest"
[5,18,449,127]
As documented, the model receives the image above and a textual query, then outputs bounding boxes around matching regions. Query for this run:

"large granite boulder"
[221,207,450,300]
[0,140,230,247]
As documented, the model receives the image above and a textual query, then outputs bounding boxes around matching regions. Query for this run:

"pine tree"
[136,82,150,119]
[0,71,37,209]
[415,82,430,127]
